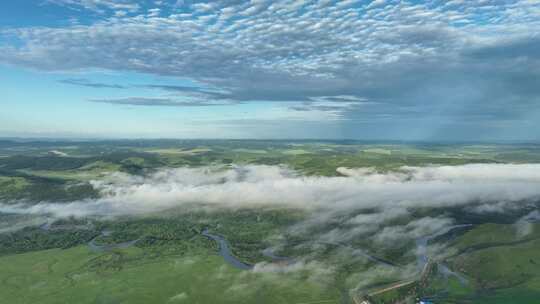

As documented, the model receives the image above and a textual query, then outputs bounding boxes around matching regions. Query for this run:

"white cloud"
[2,163,539,219]
[47,0,140,13]
[366,0,386,9]
[2,0,539,118]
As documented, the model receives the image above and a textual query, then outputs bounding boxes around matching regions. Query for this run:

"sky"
[0,0,539,141]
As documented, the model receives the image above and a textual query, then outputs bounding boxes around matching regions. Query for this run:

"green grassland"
[0,176,30,197]
[0,208,373,304]
[364,223,540,304]
[450,223,540,253]
[417,223,540,303]
[0,245,340,304]
[0,210,342,304]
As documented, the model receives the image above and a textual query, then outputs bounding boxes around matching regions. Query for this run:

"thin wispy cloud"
[59,78,127,89]
[45,0,141,14]
[90,96,237,107]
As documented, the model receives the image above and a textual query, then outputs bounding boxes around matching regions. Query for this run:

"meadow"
[0,246,340,304]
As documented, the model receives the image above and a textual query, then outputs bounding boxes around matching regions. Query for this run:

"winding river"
[87,230,141,252]
[39,219,470,287]
[39,221,140,252]
[200,229,399,272]
[416,224,472,284]
[202,229,253,270]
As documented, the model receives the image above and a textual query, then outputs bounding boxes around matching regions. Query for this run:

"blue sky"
[1,0,539,140]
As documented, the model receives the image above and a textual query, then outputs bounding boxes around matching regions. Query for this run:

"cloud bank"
[2,163,539,219]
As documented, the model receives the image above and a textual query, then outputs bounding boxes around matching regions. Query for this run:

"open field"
[0,246,340,304]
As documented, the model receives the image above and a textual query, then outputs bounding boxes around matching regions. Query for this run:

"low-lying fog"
[3,163,539,218]
[2,163,539,245]
[2,163,540,288]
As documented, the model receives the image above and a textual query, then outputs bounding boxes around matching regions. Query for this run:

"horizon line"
[1,136,539,145]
